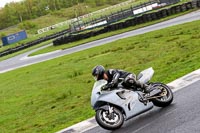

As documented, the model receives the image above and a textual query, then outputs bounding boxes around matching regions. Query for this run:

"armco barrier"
[53,1,200,46]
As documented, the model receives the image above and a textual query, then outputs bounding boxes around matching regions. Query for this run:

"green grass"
[30,9,197,56]
[0,20,200,133]
[0,0,190,50]
[0,40,53,62]
[0,0,148,57]
[0,0,193,58]
[0,0,135,46]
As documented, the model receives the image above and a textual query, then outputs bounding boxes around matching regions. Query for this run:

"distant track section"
[53,1,200,46]
[0,9,200,73]
[0,0,200,58]
[0,29,70,57]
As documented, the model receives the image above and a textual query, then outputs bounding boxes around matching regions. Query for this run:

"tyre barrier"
[1,1,200,57]
[181,3,187,12]
[53,1,200,46]
[197,0,200,7]
[185,2,193,10]
[0,29,70,57]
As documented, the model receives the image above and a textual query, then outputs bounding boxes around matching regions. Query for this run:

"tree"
[24,0,34,18]
[0,0,127,30]
[11,2,24,22]
[2,5,16,28]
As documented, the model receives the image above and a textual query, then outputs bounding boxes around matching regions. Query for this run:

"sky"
[0,0,23,8]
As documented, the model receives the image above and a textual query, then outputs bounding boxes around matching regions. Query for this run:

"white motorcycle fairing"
[91,80,153,120]
[91,67,173,130]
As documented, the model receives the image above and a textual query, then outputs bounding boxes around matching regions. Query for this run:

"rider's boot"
[135,81,153,93]
[143,84,154,93]
[128,78,153,93]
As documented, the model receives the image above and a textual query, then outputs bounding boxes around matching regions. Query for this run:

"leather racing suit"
[105,69,143,89]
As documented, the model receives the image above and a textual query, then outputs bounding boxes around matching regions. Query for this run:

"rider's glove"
[101,85,108,91]
[107,83,114,88]
[101,83,114,91]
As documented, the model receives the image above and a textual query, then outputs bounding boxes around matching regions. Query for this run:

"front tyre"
[95,106,124,130]
[151,82,173,107]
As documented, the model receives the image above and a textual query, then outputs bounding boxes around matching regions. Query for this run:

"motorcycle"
[91,67,173,130]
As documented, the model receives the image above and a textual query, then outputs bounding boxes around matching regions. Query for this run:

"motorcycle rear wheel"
[95,106,124,130]
[151,82,173,107]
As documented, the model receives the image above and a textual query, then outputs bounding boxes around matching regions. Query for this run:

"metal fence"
[53,0,200,46]
[70,0,180,32]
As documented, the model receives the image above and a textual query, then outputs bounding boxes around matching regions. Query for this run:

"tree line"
[0,0,125,30]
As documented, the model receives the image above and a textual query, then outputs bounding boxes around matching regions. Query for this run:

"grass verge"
[30,9,197,56]
[0,20,200,133]
[0,40,53,62]
[0,0,144,46]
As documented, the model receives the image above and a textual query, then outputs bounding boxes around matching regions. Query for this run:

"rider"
[92,65,151,93]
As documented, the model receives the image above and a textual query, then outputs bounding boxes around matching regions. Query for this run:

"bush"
[18,21,37,30]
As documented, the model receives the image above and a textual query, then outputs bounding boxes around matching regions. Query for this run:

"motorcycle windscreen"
[91,80,107,107]
[138,67,154,84]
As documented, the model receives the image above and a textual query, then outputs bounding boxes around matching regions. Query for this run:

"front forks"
[108,105,114,114]
[107,105,115,120]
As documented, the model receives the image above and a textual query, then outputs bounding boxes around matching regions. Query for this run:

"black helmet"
[92,65,105,80]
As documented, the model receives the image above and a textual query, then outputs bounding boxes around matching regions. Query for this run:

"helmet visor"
[93,75,98,81]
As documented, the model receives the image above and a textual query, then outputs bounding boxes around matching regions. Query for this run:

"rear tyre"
[151,82,173,107]
[95,106,124,130]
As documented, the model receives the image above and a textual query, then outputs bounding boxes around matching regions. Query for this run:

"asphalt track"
[84,81,200,133]
[57,69,200,133]
[0,10,200,73]
[1,10,200,133]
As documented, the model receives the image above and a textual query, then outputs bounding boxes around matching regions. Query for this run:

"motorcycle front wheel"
[151,82,173,107]
[95,106,124,130]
